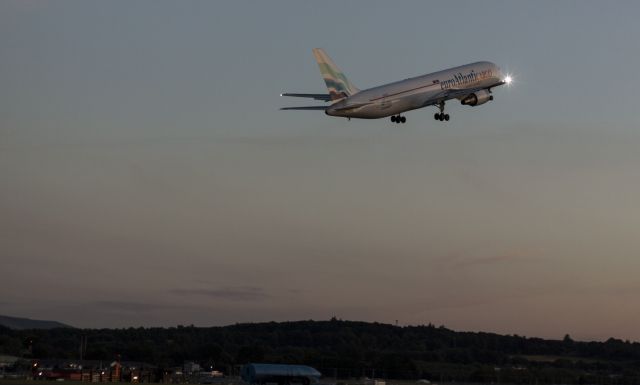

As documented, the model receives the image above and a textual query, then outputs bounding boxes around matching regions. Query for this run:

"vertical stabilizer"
[312,48,359,100]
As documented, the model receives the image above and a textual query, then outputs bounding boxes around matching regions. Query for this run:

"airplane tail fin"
[312,48,359,101]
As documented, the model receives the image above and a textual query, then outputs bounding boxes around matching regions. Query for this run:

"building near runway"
[241,363,321,385]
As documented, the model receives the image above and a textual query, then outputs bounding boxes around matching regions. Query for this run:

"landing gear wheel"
[435,101,448,122]
[391,116,396,123]
[400,116,406,123]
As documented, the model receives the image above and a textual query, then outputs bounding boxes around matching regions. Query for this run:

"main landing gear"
[390,115,406,124]
[434,101,450,121]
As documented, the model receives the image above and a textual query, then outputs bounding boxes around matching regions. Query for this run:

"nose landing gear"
[390,115,406,124]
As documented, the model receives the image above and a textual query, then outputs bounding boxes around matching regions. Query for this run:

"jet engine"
[460,90,493,106]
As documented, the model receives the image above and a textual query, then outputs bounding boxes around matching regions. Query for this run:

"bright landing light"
[504,75,513,85]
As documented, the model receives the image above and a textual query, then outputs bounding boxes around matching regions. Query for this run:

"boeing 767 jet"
[281,48,512,123]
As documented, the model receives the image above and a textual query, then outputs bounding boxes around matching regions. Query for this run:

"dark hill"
[0,314,72,330]
[1,319,639,384]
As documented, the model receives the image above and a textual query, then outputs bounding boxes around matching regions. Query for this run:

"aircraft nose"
[496,66,512,85]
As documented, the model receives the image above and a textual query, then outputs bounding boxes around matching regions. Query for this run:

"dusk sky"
[2,1,640,341]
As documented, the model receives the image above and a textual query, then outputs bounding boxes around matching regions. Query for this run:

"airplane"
[281,48,512,123]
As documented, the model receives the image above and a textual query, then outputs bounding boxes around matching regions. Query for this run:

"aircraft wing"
[422,81,506,106]
[280,106,327,111]
[280,102,370,112]
[280,93,332,102]
[331,103,371,112]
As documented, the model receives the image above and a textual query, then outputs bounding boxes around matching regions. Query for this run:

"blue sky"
[2,1,640,340]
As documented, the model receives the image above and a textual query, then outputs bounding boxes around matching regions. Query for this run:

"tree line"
[2,319,640,384]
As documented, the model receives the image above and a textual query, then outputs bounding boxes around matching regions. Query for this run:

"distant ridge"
[1,319,639,382]
[0,314,73,330]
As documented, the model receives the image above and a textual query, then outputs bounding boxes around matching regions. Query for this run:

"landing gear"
[390,115,406,124]
[434,113,449,121]
[434,101,450,121]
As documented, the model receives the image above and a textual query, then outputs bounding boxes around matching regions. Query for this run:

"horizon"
[1,314,633,344]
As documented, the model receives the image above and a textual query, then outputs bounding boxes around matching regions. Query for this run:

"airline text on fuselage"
[439,68,494,90]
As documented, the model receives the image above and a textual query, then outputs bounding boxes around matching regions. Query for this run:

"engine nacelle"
[460,90,493,106]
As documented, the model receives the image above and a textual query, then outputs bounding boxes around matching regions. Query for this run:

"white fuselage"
[326,61,503,119]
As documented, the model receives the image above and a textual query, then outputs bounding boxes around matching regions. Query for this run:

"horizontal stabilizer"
[281,93,332,102]
[280,106,327,111]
